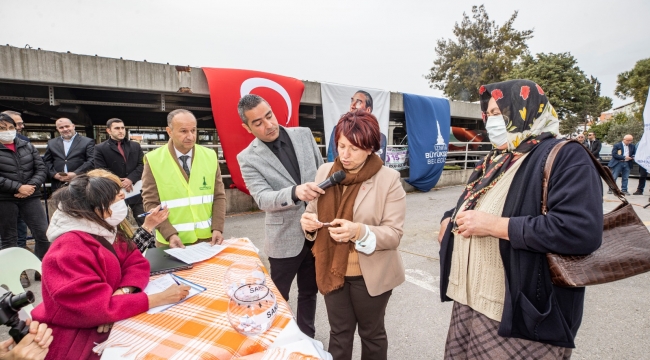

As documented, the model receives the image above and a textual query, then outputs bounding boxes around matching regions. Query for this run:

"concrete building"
[0,45,482,212]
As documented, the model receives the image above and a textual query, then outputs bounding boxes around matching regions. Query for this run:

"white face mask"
[485,115,508,147]
[0,130,16,143]
[105,200,128,226]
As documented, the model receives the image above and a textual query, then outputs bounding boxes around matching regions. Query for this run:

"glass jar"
[227,284,278,336]
[223,261,266,299]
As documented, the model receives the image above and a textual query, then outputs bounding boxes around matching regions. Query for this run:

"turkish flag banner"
[202,68,305,194]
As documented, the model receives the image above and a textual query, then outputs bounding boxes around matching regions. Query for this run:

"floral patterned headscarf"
[451,79,559,229]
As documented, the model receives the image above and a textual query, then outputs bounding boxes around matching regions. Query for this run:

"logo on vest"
[199,176,212,191]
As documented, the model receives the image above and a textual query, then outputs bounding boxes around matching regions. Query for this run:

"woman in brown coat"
[301,110,406,360]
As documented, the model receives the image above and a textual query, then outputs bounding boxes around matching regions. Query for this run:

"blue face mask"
[485,115,508,147]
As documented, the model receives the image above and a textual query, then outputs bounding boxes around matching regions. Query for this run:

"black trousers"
[324,276,392,360]
[128,201,145,226]
[268,239,318,338]
[0,198,50,260]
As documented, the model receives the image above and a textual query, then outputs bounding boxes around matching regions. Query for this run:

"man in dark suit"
[608,134,635,195]
[586,132,602,159]
[94,118,145,225]
[43,118,95,191]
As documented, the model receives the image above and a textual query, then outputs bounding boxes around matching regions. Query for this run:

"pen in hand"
[137,205,167,218]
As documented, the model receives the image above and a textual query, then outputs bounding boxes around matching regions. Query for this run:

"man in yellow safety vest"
[141,109,226,248]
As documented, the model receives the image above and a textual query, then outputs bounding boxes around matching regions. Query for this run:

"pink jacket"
[32,231,150,360]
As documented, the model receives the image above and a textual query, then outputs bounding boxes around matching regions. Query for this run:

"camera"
[0,290,35,343]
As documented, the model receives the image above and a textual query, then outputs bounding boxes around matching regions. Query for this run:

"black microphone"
[317,170,346,190]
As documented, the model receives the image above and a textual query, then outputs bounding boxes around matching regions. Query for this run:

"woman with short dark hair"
[31,175,190,359]
[301,109,406,360]
[0,113,50,260]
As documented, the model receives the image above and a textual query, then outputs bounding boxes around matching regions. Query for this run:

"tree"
[506,52,612,136]
[425,5,533,102]
[588,119,612,142]
[606,113,643,144]
[615,58,650,119]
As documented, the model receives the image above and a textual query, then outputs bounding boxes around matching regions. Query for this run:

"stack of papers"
[144,273,206,314]
[164,242,227,264]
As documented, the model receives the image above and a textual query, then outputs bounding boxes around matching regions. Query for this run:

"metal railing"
[445,142,491,170]
[33,141,491,184]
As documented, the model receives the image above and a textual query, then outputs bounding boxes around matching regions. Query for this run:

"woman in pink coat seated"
[31,175,190,360]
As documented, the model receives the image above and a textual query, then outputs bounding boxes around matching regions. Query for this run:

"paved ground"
[3,178,650,359]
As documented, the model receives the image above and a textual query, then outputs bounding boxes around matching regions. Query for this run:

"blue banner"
[403,94,450,192]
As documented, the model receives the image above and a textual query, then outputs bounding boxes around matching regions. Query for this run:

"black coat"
[586,138,601,159]
[43,134,95,190]
[0,138,47,201]
[94,138,144,204]
[440,139,603,348]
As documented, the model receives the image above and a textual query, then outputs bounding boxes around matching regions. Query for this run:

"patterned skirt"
[444,302,573,360]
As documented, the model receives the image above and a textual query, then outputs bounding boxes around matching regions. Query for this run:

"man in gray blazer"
[237,94,324,338]
[43,118,95,191]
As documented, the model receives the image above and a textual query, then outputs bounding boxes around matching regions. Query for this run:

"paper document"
[144,273,206,314]
[164,242,226,264]
[124,180,143,199]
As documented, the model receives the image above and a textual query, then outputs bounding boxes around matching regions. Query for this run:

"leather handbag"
[542,140,650,287]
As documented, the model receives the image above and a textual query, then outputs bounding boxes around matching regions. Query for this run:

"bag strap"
[542,139,626,215]
[90,233,119,259]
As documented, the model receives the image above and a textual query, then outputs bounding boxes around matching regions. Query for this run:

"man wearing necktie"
[94,118,146,226]
[237,94,324,338]
[141,109,226,248]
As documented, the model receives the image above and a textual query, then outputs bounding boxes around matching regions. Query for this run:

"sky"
[2,0,648,109]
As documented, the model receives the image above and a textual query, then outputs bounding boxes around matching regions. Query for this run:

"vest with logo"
[145,145,217,244]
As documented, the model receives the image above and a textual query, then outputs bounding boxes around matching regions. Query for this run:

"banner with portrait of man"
[320,83,390,162]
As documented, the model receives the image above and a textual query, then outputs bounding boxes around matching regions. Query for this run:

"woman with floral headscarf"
[437,80,603,359]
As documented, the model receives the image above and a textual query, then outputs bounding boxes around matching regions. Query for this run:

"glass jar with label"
[227,284,278,336]
[223,261,266,299]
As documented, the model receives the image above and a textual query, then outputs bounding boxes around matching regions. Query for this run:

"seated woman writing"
[31,175,190,360]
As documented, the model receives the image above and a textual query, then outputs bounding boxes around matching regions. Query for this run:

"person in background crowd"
[31,175,190,359]
[237,94,324,338]
[301,110,406,360]
[1,110,32,287]
[327,90,387,162]
[94,118,146,226]
[88,169,169,252]
[438,80,602,359]
[575,133,585,146]
[586,132,601,159]
[0,113,51,266]
[43,118,95,191]
[608,134,635,196]
[633,165,648,195]
[141,109,226,248]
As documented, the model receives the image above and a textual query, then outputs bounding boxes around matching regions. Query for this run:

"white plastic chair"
[0,247,42,315]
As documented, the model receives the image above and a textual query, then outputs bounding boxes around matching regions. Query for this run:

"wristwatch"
[121,287,131,294]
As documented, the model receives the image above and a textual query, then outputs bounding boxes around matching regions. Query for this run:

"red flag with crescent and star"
[202,68,305,194]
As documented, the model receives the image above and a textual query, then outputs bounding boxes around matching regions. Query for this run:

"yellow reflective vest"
[145,145,217,244]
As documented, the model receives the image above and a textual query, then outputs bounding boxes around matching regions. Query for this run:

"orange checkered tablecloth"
[94,238,294,360]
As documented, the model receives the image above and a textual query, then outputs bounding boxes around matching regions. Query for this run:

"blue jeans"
[17,215,27,248]
[610,161,631,192]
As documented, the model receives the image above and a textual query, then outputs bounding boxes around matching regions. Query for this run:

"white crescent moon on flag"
[240,78,293,125]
